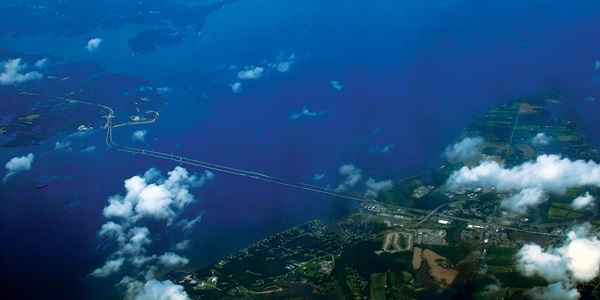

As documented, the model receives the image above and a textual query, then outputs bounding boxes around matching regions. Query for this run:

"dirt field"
[412,247,423,270]
[422,249,458,284]
[412,247,459,285]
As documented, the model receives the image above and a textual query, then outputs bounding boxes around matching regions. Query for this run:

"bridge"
[22,93,566,237]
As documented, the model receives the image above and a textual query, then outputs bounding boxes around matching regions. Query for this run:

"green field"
[370,273,387,300]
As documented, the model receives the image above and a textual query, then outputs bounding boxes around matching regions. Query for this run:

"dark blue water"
[2,0,600,299]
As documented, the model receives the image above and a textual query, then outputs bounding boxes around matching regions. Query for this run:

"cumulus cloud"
[91,258,125,278]
[335,164,362,192]
[571,192,595,210]
[288,107,326,120]
[229,82,242,93]
[237,66,264,80]
[93,166,213,295]
[500,187,545,214]
[528,282,579,300]
[532,133,552,146]
[594,60,600,70]
[271,54,296,73]
[177,215,203,231]
[228,53,296,92]
[86,38,103,52]
[158,252,189,268]
[516,223,600,299]
[34,58,49,68]
[156,87,170,94]
[365,178,393,198]
[124,279,190,300]
[0,58,43,85]
[447,154,600,213]
[132,130,148,142]
[3,153,34,182]
[174,240,191,251]
[99,221,125,239]
[313,173,326,181]
[482,283,502,295]
[121,227,152,256]
[380,143,395,154]
[370,143,395,154]
[444,137,484,162]
[272,61,294,73]
[54,141,73,152]
[330,80,343,91]
[80,146,96,154]
[103,167,213,224]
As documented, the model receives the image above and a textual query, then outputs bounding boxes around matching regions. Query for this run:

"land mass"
[177,92,600,299]
[0,50,165,147]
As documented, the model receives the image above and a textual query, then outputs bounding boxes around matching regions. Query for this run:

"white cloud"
[370,143,395,154]
[444,137,484,162]
[482,283,501,295]
[500,187,545,214]
[34,58,49,68]
[93,166,214,294]
[91,258,125,278]
[121,227,152,256]
[516,223,600,299]
[571,192,595,210]
[68,130,91,139]
[594,60,600,70]
[174,240,191,251]
[132,130,148,142]
[86,38,103,52]
[272,61,294,73]
[313,173,326,181]
[447,155,600,194]
[516,243,568,282]
[156,87,170,94]
[288,107,326,120]
[271,54,296,73]
[99,221,125,239]
[3,153,34,182]
[237,66,264,80]
[135,184,174,220]
[103,167,213,224]
[335,164,362,192]
[532,133,552,146]
[447,154,600,213]
[229,82,242,93]
[177,215,202,231]
[127,279,189,300]
[330,80,343,91]
[80,146,96,153]
[528,282,579,300]
[365,178,393,198]
[380,143,395,154]
[158,252,189,268]
[54,141,73,152]
[0,58,43,85]
[104,195,134,219]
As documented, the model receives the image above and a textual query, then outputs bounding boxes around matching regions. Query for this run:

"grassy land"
[370,273,387,300]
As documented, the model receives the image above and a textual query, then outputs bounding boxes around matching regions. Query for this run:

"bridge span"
[103,101,378,203]
[21,93,566,237]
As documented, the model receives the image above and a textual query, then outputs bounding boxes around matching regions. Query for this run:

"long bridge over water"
[22,93,565,237]
[30,92,381,204]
